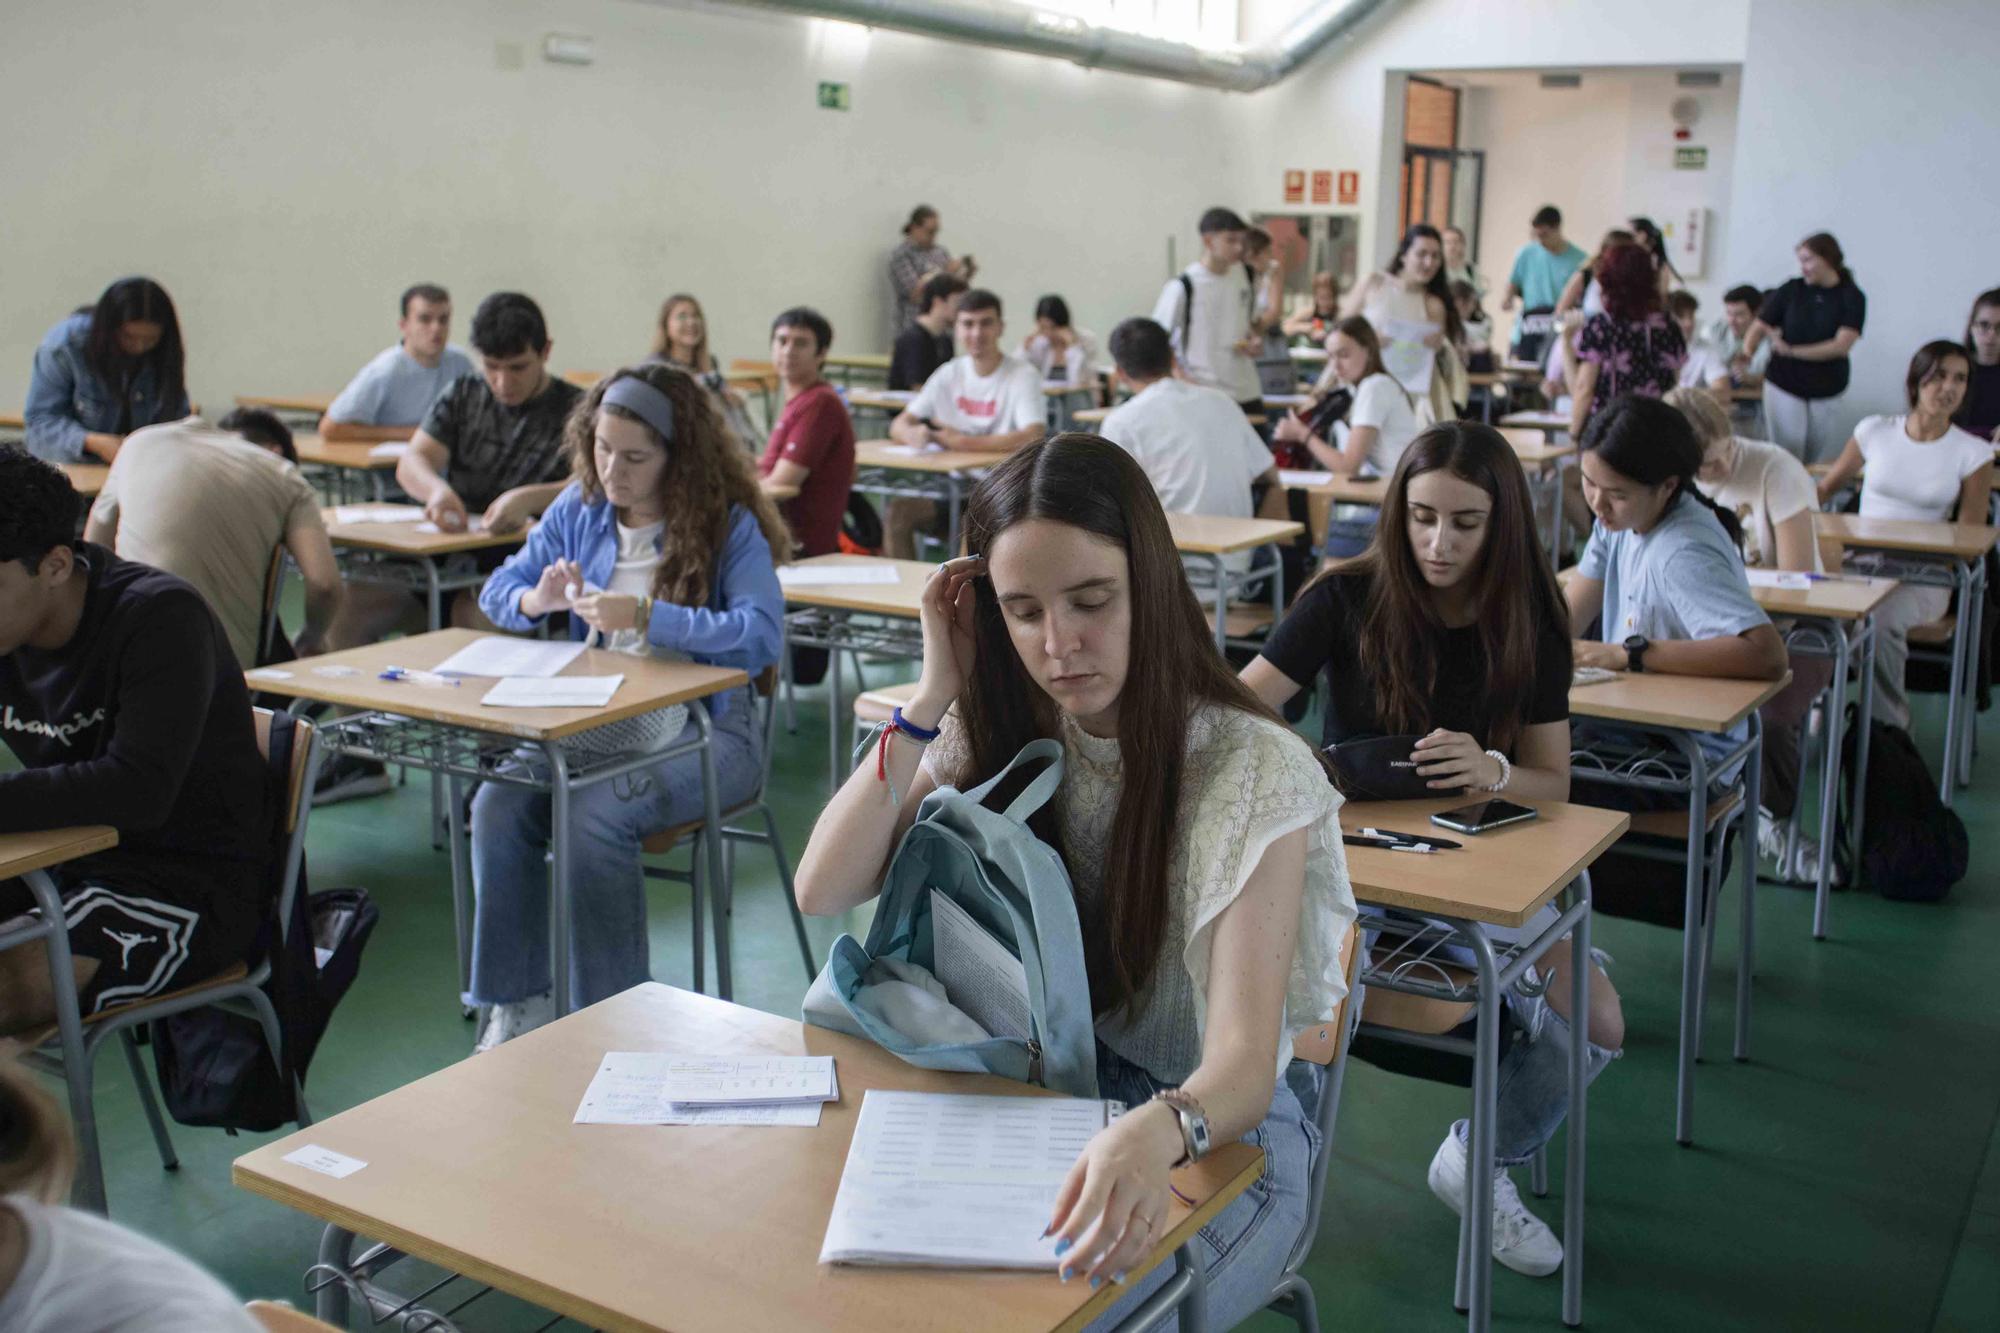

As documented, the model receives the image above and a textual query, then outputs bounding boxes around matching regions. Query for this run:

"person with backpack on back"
[1150,206,1266,417]
[794,435,1356,1327]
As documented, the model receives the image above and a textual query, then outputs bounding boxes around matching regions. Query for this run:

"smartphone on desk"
[1431,799,1538,835]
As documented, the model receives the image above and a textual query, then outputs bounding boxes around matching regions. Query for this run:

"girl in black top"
[1242,421,1623,1280]
[1960,288,2000,443]
[1742,232,1866,464]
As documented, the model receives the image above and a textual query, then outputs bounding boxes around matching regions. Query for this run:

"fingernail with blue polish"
[1053,1238,1072,1257]
[1059,1267,1072,1283]
[1091,1277,1103,1290]
[1113,1272,1127,1285]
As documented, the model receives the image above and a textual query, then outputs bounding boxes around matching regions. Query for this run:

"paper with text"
[1379,318,1440,395]
[930,890,1032,1041]
[1277,469,1335,488]
[879,443,945,456]
[416,516,486,535]
[574,1053,833,1126]
[332,504,425,525]
[366,441,411,461]
[777,564,904,587]
[820,1091,1121,1267]
[1745,569,1813,590]
[282,1144,368,1179]
[433,636,587,679]
[481,675,624,708]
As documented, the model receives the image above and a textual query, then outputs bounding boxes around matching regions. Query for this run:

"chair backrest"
[246,1300,344,1332]
[1283,928,1363,1274]
[751,663,781,790]
[256,544,287,665]
[251,707,322,941]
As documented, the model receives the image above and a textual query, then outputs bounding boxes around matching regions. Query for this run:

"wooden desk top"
[59,464,110,498]
[1289,346,1330,362]
[846,389,917,412]
[1286,472,1390,505]
[1501,360,1543,376]
[322,508,526,556]
[1071,407,1111,425]
[1751,575,1898,621]
[0,411,24,431]
[1569,670,1790,733]
[295,434,402,471]
[1497,410,1568,434]
[234,393,333,415]
[1339,798,1627,927]
[854,438,999,475]
[1043,381,1092,397]
[826,353,892,372]
[233,984,1260,1333]
[1814,512,2000,562]
[244,629,745,742]
[0,826,119,882]
[1165,511,1303,554]
[781,554,930,617]
[1496,429,1574,466]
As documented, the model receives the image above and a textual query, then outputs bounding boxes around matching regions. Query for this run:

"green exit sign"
[817,81,850,111]
[1674,145,1708,170]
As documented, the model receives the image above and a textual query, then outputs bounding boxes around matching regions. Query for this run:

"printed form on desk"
[432,636,586,678]
[821,1091,1124,1268]
[777,563,903,587]
[575,1054,838,1125]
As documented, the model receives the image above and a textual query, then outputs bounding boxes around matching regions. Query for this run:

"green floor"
[50,674,2000,1331]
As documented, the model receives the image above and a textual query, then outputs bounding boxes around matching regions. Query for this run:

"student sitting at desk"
[1242,421,1620,1278]
[24,277,189,465]
[648,292,760,449]
[1018,295,1099,386]
[887,271,965,392]
[319,283,476,444]
[0,453,271,1030]
[83,406,344,668]
[1565,396,1788,808]
[1277,317,1422,476]
[470,364,786,1045]
[794,436,1354,1325]
[883,290,1045,558]
[1814,340,1993,732]
[1280,270,1341,344]
[758,307,854,687]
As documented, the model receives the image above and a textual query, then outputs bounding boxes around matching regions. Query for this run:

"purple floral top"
[1577,312,1686,418]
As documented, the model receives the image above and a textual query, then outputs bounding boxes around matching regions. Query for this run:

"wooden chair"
[246,1300,343,1332]
[256,543,288,666]
[22,708,322,1213]
[640,668,815,995]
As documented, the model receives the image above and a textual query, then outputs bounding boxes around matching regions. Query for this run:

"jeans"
[468,702,761,1009]
[1085,1046,1317,1332]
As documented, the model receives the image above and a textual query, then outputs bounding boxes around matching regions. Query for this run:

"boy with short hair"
[1668,291,1731,397]
[888,272,967,391]
[0,453,270,1031]
[320,284,476,443]
[760,306,855,686]
[1150,207,1264,414]
[1711,284,1771,386]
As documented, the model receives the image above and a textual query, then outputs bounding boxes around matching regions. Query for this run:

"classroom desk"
[779,554,931,788]
[0,410,23,441]
[844,387,916,416]
[1289,346,1330,365]
[1751,575,1898,937]
[247,632,745,1010]
[1165,512,1301,652]
[58,463,110,498]
[1568,671,1789,1146]
[1497,409,1568,436]
[1067,403,1270,430]
[1342,798,1627,1332]
[294,433,401,503]
[824,352,892,387]
[0,826,118,1214]
[236,983,1261,1333]
[851,438,999,556]
[1503,432,1576,557]
[234,392,334,422]
[322,506,525,632]
[1814,512,1998,801]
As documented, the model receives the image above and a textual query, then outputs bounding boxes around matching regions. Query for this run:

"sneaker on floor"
[311,754,393,807]
[1754,808,1792,868]
[1788,836,1835,886]
[1427,1122,1564,1278]
[473,992,557,1053]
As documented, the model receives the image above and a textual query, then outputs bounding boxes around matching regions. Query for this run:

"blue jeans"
[1085,1046,1317,1332]
[469,703,760,1010]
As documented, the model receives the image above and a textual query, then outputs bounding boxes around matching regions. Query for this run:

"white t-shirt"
[1679,338,1730,389]
[908,353,1046,436]
[1854,414,1991,521]
[1020,329,1098,385]
[1342,372,1422,476]
[0,1197,260,1332]
[1152,263,1261,402]
[1098,379,1273,572]
[600,518,669,656]
[1697,436,1822,571]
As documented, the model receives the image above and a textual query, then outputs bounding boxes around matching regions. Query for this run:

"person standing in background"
[1959,287,2000,443]
[24,277,189,464]
[1741,232,1865,464]
[1500,206,1587,360]
[1443,225,1483,297]
[887,205,975,338]
[1152,206,1264,416]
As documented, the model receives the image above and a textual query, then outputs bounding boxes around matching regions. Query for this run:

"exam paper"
[573,1053,837,1124]
[1745,569,1812,590]
[432,636,587,678]
[777,564,903,587]
[930,890,1032,1041]
[879,443,945,456]
[416,516,486,535]
[332,504,426,524]
[481,675,624,708]
[1265,392,1313,409]
[1277,469,1335,488]
[366,441,411,461]
[1378,318,1440,395]
[820,1091,1121,1268]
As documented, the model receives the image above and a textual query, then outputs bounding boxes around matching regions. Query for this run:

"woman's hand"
[1572,639,1629,671]
[519,558,585,618]
[1045,1102,1183,1287]
[573,590,645,635]
[1768,334,1793,357]
[907,555,984,727]
[1272,412,1310,444]
[1412,729,1500,791]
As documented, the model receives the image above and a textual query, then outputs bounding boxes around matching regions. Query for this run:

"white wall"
[1456,69,1741,312]
[0,0,1252,413]
[1728,0,2000,420]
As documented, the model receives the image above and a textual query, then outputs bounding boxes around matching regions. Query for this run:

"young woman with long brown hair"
[649,292,760,447]
[469,363,790,1047]
[794,435,1355,1323]
[1241,421,1621,1278]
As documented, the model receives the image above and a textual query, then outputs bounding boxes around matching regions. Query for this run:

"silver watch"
[1153,1089,1212,1164]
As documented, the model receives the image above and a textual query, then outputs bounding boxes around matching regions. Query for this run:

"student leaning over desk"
[793,435,1355,1323]
[468,363,787,1049]
[24,277,189,465]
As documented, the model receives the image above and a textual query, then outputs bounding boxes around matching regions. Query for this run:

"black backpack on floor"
[1836,711,1968,903]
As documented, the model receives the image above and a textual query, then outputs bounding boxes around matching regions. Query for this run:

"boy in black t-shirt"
[0,453,270,1029]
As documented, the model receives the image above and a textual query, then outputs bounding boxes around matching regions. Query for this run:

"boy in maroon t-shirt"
[759,307,855,685]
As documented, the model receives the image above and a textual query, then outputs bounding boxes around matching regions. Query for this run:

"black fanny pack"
[1323,734,1433,802]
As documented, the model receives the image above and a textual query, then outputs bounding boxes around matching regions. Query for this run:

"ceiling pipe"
[700,0,1401,92]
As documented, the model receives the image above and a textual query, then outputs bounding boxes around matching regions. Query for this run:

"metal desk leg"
[314,1225,357,1323]
[695,704,731,1001]
[1812,623,1850,940]
[825,620,846,794]
[1959,556,1985,787]
[1456,927,1503,1332]
[1736,712,1761,1061]
[21,869,102,1213]
[1852,618,1878,876]
[1940,559,1971,802]
[1672,737,1710,1146]
[542,743,576,1015]
[425,556,447,851]
[945,474,966,557]
[1543,460,1565,562]
[1562,878,1590,1328]
[1210,554,1228,654]
[446,775,474,1002]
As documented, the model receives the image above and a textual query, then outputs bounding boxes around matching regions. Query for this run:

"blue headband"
[602,376,676,444]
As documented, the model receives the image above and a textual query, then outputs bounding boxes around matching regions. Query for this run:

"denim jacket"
[477,482,783,718]
[25,313,191,464]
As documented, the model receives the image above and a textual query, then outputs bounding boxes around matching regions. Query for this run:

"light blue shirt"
[1507,241,1587,310]
[325,342,476,426]
[1577,497,1769,773]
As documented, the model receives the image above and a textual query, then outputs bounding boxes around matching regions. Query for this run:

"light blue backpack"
[801,739,1099,1098]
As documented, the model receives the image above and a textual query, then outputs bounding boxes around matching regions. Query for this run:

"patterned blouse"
[1576,311,1687,418]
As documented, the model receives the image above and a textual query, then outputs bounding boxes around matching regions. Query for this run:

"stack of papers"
[777,563,903,587]
[432,636,586,678]
[332,503,425,524]
[820,1091,1124,1268]
[1277,469,1336,488]
[482,675,623,708]
[575,1054,838,1126]
[366,440,410,461]
[1745,569,1813,590]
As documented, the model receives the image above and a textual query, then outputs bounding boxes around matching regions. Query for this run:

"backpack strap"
[960,737,1066,822]
[1177,272,1194,347]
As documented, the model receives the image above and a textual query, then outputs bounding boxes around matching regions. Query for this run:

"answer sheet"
[574,1053,837,1125]
[331,503,425,524]
[481,675,624,708]
[1276,469,1336,488]
[432,636,587,679]
[777,563,903,587]
[821,1091,1121,1268]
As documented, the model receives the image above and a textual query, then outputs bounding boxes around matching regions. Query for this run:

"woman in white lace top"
[796,435,1355,1324]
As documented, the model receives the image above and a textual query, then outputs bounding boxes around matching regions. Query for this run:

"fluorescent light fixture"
[1030,10,1088,36]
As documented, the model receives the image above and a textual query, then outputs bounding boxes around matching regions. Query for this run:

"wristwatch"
[1624,634,1651,673]
[1153,1089,1212,1166]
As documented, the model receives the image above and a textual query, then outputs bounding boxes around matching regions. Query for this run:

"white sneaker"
[473,992,557,1052]
[1427,1122,1564,1278]
[1755,808,1792,868]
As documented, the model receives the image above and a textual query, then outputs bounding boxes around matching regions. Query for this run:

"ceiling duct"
[688,0,1403,92]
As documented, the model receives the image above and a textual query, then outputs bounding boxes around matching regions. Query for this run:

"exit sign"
[816,81,850,111]
[1674,145,1707,170]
